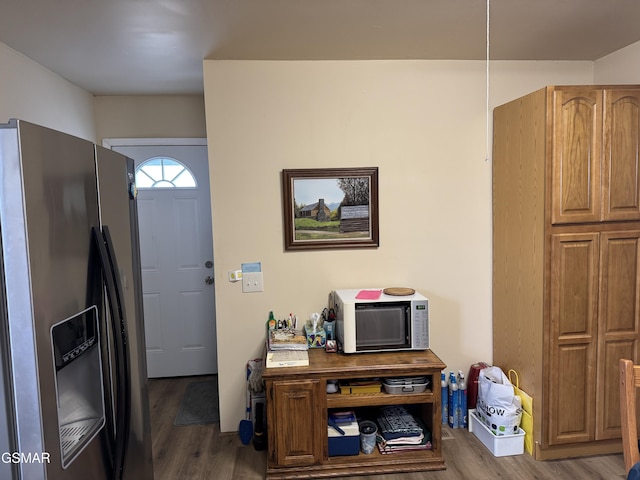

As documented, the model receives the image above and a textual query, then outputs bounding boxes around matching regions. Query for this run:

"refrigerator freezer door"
[0,258,17,480]
[0,120,110,480]
[0,122,47,480]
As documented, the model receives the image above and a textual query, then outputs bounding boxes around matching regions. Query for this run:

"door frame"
[103,138,207,148]
[102,137,215,376]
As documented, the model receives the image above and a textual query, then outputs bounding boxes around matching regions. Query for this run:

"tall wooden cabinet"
[493,85,640,459]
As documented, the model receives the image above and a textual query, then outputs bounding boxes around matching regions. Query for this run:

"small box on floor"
[328,420,360,456]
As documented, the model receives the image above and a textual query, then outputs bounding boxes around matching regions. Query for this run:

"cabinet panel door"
[596,231,640,439]
[548,233,599,445]
[551,89,602,224]
[602,90,640,221]
[271,379,324,467]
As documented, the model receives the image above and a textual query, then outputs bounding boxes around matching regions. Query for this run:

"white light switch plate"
[242,272,264,293]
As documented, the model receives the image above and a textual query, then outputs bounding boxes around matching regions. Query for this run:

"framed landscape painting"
[281,167,379,251]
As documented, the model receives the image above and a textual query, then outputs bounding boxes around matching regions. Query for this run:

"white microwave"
[330,289,429,354]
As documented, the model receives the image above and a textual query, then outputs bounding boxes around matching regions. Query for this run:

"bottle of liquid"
[467,361,490,410]
[448,371,459,429]
[267,311,276,332]
[441,372,448,425]
[458,370,468,429]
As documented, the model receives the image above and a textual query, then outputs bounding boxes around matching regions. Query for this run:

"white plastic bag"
[476,366,522,435]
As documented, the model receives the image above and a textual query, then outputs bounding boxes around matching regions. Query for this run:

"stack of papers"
[266,350,309,368]
[266,328,309,368]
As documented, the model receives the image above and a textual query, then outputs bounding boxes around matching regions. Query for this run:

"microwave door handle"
[91,226,131,480]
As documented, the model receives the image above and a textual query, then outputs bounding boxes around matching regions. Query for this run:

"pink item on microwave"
[355,289,382,300]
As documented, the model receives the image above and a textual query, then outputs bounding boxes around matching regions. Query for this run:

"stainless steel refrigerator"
[0,119,154,480]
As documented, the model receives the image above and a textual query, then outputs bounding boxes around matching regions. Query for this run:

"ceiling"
[1,0,640,96]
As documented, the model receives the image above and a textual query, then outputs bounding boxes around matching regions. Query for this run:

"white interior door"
[111,142,217,377]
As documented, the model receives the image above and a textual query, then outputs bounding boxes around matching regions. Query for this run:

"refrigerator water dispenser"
[51,306,105,468]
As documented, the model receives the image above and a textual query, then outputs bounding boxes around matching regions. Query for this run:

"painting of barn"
[339,205,369,233]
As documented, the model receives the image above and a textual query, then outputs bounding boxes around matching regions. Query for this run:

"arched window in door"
[135,157,197,188]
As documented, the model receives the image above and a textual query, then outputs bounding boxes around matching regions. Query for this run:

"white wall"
[0,41,207,143]
[94,95,207,142]
[203,59,594,432]
[594,40,640,84]
[0,42,96,141]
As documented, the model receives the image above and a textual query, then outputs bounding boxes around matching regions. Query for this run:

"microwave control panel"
[412,300,429,349]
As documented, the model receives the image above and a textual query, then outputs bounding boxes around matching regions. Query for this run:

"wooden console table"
[262,348,447,479]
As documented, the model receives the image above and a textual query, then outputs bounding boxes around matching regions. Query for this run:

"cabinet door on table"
[596,230,640,439]
[270,379,324,467]
[602,89,640,222]
[548,233,599,446]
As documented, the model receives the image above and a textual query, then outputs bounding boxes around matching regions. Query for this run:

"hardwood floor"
[148,374,265,479]
[148,375,628,479]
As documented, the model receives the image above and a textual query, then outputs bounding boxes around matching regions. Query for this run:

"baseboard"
[534,439,622,460]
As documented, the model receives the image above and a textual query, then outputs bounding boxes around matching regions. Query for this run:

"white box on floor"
[468,409,525,457]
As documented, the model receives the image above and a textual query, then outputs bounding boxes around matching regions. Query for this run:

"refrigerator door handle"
[92,226,132,480]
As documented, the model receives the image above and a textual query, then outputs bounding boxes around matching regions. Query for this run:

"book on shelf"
[375,406,432,454]
[377,427,432,454]
[266,349,309,368]
[377,405,423,439]
[377,438,432,454]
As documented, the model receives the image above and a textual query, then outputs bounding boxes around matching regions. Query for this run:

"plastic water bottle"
[441,372,448,424]
[458,370,468,429]
[448,371,459,428]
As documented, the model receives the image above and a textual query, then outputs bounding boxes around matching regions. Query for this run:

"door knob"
[205,276,214,285]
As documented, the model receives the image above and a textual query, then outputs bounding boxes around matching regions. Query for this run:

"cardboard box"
[338,380,381,394]
[328,420,360,456]
[469,409,524,457]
